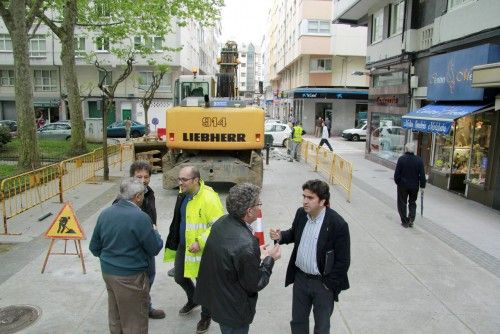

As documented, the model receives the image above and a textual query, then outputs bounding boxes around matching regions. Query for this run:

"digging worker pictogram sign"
[41,203,86,274]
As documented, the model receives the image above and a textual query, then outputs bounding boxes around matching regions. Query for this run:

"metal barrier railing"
[299,140,353,202]
[1,142,134,235]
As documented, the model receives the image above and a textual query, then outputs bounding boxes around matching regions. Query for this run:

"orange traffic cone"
[253,208,265,246]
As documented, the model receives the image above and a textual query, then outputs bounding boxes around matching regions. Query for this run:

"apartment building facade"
[266,0,369,135]
[0,19,220,131]
[334,0,500,209]
[237,43,263,101]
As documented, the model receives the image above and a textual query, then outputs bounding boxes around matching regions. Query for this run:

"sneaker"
[401,222,409,228]
[179,301,199,315]
[149,308,166,319]
[196,317,211,334]
[409,218,414,228]
[167,267,175,277]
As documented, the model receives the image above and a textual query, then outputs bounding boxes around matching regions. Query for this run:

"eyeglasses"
[177,177,195,182]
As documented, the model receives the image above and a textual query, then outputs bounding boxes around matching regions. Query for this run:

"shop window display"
[432,114,492,191]
[469,113,492,186]
[369,112,406,163]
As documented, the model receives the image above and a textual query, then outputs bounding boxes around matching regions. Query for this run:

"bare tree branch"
[34,9,62,37]
[26,0,45,28]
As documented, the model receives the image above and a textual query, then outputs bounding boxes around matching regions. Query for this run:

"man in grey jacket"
[195,183,281,334]
[90,178,163,334]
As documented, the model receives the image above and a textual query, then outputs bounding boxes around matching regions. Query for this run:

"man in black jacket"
[195,183,281,334]
[270,179,350,334]
[394,143,426,228]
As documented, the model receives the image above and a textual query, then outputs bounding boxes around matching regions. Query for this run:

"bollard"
[253,208,265,246]
[265,144,270,165]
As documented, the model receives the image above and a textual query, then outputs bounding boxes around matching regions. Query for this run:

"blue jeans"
[219,323,249,334]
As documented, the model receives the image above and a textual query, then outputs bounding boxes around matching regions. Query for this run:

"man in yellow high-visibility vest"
[289,122,305,162]
[164,165,224,334]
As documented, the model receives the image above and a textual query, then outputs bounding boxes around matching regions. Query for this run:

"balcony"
[332,0,378,25]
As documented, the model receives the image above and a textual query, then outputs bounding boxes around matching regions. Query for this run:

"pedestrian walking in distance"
[394,142,426,228]
[163,165,224,334]
[89,178,163,334]
[314,116,323,137]
[195,183,281,334]
[269,179,351,334]
[125,117,132,141]
[318,121,333,151]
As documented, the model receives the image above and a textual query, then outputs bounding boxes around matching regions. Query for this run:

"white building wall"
[433,0,500,47]
[331,24,367,56]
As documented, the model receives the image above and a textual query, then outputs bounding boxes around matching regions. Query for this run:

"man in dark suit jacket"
[394,142,426,228]
[270,179,350,334]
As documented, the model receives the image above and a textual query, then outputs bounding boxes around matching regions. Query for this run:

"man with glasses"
[194,183,281,334]
[164,165,224,334]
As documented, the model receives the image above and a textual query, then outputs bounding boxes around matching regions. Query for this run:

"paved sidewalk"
[0,139,499,333]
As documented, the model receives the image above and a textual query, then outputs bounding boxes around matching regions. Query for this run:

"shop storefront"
[366,63,410,165]
[289,87,368,135]
[403,44,500,208]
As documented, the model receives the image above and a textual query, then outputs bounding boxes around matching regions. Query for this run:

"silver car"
[37,121,72,140]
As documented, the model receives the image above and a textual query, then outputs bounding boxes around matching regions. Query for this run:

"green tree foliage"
[32,0,223,179]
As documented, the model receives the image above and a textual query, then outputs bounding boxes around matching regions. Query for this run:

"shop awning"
[402,104,486,134]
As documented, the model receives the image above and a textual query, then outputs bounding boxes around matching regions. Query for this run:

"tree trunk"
[60,0,86,155]
[3,2,40,169]
[143,100,150,135]
[102,97,110,180]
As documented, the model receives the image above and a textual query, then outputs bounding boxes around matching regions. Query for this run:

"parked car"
[0,120,17,132]
[370,126,406,151]
[265,122,292,147]
[106,121,146,138]
[37,121,71,140]
[342,122,367,141]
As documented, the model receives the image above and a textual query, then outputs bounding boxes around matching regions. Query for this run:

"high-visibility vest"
[163,180,224,278]
[292,125,303,143]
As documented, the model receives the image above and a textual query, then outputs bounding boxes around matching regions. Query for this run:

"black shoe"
[167,267,175,277]
[409,218,414,227]
[178,301,199,315]
[401,222,409,228]
[196,317,211,334]
[149,308,165,319]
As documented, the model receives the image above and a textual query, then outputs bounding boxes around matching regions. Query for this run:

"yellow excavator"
[161,41,264,188]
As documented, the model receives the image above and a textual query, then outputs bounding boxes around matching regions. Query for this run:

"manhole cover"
[0,305,41,334]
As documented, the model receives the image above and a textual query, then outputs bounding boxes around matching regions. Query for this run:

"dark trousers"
[147,256,156,310]
[174,244,211,318]
[219,323,250,334]
[291,270,334,334]
[397,185,418,224]
[318,139,332,151]
[103,272,149,334]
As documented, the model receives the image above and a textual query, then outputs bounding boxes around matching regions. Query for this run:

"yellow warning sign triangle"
[44,202,85,240]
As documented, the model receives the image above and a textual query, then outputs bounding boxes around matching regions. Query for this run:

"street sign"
[152,117,159,125]
[44,203,85,240]
[42,203,86,274]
